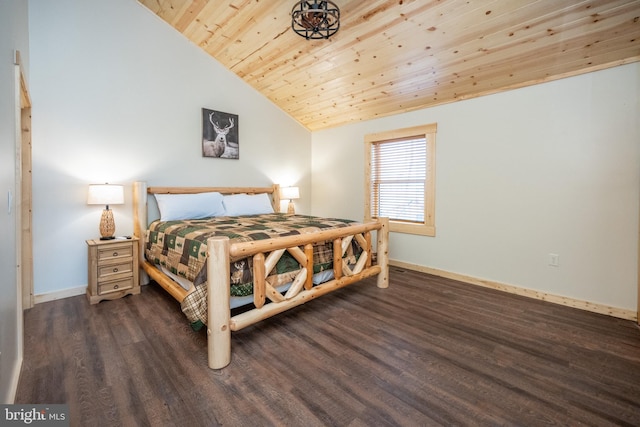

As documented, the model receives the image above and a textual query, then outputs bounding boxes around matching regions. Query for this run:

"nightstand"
[86,237,140,304]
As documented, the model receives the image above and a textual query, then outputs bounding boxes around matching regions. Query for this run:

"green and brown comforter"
[145,213,360,328]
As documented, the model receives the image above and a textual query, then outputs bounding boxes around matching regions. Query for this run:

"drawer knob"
[113,267,119,273]
[112,251,119,257]
[114,285,119,290]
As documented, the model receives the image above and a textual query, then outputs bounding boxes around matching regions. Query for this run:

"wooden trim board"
[391,260,637,321]
[34,286,87,304]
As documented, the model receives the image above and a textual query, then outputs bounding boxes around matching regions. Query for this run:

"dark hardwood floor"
[16,266,640,426]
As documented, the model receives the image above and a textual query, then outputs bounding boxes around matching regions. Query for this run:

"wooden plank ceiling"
[138,0,640,131]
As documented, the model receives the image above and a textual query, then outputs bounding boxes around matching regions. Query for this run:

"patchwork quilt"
[144,213,361,328]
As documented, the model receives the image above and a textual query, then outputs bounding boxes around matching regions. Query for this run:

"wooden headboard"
[147,184,280,209]
[132,182,281,254]
[147,185,279,197]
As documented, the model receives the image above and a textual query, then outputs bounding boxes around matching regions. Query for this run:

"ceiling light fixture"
[291,1,340,40]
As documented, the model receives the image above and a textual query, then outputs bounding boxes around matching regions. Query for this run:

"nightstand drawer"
[97,261,133,281]
[99,278,134,295]
[97,244,133,261]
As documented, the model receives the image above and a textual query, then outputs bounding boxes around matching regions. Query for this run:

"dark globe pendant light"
[291,1,340,40]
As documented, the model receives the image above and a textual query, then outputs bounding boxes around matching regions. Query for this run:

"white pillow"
[155,192,225,221]
[223,193,274,216]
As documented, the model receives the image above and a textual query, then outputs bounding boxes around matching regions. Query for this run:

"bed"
[132,181,389,369]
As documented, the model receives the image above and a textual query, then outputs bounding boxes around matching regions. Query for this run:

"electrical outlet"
[548,253,559,267]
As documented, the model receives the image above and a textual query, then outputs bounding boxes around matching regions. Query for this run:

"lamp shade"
[87,184,124,206]
[280,186,300,200]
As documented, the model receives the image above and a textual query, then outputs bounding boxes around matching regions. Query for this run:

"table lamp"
[280,186,300,214]
[87,183,124,240]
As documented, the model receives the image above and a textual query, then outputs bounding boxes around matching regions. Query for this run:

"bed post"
[272,183,281,212]
[132,181,149,285]
[376,217,389,289]
[207,236,231,369]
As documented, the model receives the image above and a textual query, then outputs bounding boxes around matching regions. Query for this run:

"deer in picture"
[205,113,234,157]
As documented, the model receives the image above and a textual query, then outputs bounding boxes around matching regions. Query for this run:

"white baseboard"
[34,285,86,304]
[390,260,637,321]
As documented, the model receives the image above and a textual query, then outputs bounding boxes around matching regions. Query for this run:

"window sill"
[367,217,435,237]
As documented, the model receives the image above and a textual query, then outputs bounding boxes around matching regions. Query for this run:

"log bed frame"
[132,181,389,369]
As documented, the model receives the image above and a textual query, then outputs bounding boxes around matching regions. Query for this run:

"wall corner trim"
[3,356,22,404]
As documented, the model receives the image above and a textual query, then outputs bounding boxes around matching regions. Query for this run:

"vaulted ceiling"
[138,0,640,131]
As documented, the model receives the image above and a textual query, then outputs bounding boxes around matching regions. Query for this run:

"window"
[365,123,436,236]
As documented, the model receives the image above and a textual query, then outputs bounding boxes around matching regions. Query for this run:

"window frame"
[364,123,436,236]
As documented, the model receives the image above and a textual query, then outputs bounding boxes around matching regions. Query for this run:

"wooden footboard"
[132,181,389,369]
[207,218,389,368]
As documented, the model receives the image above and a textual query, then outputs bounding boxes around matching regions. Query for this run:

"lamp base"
[99,208,116,239]
[287,201,295,214]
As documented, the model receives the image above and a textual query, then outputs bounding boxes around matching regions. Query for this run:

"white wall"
[28,0,311,297]
[312,63,640,312]
[0,0,29,404]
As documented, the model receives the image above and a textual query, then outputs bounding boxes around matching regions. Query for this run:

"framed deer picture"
[202,108,239,159]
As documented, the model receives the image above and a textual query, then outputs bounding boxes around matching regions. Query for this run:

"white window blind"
[370,136,426,223]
